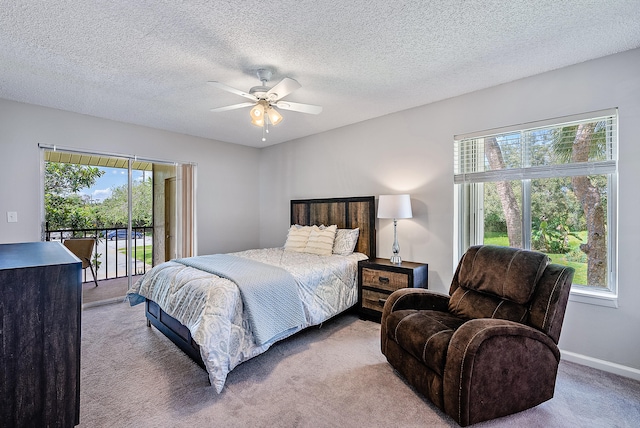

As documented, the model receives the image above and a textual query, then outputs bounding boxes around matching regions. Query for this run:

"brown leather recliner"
[381,245,574,426]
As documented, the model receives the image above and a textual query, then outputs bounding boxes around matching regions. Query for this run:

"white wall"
[259,48,640,373]
[0,99,261,255]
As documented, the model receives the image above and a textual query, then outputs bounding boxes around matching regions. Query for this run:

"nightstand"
[358,258,428,322]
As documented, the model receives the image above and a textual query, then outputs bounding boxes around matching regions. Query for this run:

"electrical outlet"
[7,211,18,223]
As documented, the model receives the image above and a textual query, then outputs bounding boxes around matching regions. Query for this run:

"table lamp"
[377,194,413,264]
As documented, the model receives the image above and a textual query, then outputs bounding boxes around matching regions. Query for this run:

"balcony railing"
[45,226,153,283]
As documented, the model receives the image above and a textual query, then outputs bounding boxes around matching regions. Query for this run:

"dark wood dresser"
[358,258,428,322]
[0,242,82,427]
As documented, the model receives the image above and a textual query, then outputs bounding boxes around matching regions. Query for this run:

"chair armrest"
[381,288,450,325]
[380,288,451,357]
[443,318,560,426]
[382,288,449,316]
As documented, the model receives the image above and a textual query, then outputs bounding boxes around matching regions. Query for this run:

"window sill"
[569,287,618,308]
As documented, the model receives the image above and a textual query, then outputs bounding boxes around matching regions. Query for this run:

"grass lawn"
[483,232,510,247]
[545,254,587,285]
[119,245,153,265]
[483,231,587,285]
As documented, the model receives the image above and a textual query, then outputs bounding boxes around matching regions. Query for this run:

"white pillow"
[305,225,338,256]
[332,228,360,255]
[284,225,312,252]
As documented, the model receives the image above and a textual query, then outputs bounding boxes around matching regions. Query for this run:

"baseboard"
[561,350,640,381]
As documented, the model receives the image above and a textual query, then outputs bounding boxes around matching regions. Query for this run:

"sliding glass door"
[40,145,195,298]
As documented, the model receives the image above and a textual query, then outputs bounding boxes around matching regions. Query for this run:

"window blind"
[454,109,617,184]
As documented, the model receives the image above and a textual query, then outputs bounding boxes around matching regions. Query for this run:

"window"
[454,109,617,306]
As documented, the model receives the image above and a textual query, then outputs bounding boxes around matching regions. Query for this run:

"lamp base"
[390,218,402,265]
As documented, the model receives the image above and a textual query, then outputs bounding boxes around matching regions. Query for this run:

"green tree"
[485,136,522,247]
[483,120,609,286]
[530,176,583,253]
[45,163,104,231]
[487,122,609,285]
[553,123,608,286]
[96,178,152,227]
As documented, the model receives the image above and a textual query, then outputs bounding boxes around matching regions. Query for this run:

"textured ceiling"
[2,1,640,148]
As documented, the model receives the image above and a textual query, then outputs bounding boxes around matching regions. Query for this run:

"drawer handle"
[378,276,390,284]
[378,298,387,306]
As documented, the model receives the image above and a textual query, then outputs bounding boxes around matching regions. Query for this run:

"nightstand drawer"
[362,268,408,292]
[362,289,391,311]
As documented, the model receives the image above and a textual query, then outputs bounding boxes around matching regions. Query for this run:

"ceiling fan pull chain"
[262,119,267,142]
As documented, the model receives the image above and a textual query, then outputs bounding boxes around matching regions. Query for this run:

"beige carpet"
[79,302,640,427]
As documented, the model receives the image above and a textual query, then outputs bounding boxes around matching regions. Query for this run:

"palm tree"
[553,122,608,287]
[484,120,609,287]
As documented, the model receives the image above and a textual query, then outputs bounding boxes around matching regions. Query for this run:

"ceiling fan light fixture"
[210,70,321,141]
[250,102,265,127]
[267,106,283,126]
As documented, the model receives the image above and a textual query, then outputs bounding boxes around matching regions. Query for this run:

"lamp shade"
[250,102,265,127]
[377,194,412,219]
[267,106,283,125]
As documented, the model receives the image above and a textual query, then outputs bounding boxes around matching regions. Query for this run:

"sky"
[79,167,146,202]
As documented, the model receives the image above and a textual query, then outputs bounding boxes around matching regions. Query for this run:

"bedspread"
[127,247,367,392]
[174,254,305,346]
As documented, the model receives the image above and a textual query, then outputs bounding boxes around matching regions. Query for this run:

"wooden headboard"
[290,196,376,259]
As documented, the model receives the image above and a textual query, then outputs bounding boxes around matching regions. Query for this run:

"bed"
[127,196,376,392]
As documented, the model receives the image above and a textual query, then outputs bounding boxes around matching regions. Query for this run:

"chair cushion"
[448,288,528,322]
[385,309,465,377]
[457,245,549,304]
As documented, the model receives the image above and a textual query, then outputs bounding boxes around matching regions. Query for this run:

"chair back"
[449,245,574,343]
[63,238,95,270]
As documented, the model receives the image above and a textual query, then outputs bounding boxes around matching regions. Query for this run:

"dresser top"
[0,242,80,270]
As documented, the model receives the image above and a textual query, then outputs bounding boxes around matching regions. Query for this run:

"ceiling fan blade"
[274,101,323,115]
[208,81,257,101]
[266,77,301,101]
[210,102,255,113]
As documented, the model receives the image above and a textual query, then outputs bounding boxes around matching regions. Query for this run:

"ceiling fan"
[208,69,322,141]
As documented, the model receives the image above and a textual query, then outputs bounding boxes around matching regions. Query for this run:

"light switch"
[7,211,18,223]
